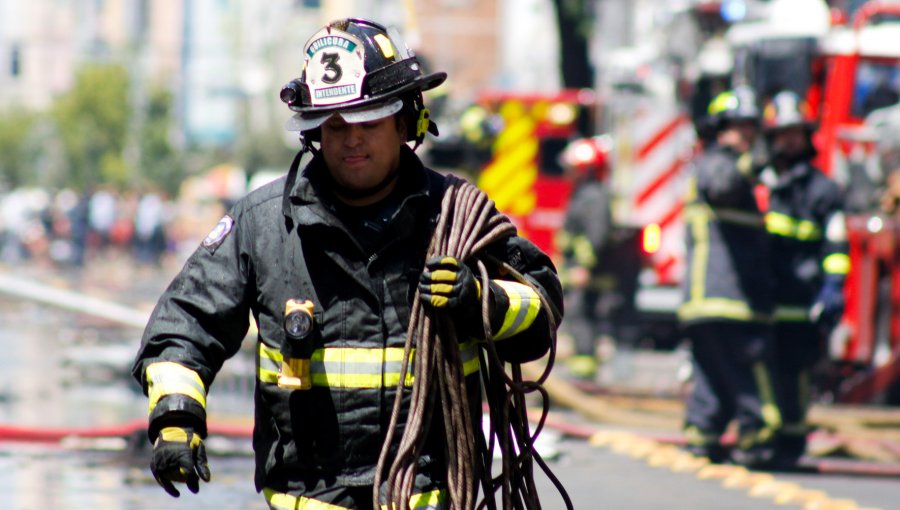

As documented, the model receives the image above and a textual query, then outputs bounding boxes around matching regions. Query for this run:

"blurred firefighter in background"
[678,87,782,467]
[556,136,641,382]
[758,90,850,468]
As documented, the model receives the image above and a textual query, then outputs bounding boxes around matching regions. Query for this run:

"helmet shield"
[285,97,403,132]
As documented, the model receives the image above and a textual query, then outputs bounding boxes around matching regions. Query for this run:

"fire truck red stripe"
[636,159,686,207]
[658,201,683,230]
[636,115,688,161]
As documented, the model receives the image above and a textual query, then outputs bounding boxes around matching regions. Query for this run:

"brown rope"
[374,176,572,510]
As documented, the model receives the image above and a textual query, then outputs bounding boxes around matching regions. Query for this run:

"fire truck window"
[854,61,900,119]
[539,137,569,176]
[743,38,816,101]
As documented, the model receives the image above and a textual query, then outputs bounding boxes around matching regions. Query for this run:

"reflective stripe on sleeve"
[765,211,822,241]
[146,362,207,413]
[492,280,542,340]
[823,252,850,275]
[258,342,480,388]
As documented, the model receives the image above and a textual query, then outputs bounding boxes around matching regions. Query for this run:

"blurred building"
[0,0,573,153]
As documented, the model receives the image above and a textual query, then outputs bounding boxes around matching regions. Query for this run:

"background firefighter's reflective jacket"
[131,146,562,494]
[678,144,774,324]
[761,161,848,322]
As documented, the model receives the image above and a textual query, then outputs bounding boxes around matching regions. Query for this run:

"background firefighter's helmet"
[560,135,613,181]
[707,86,760,130]
[281,18,446,143]
[762,90,814,132]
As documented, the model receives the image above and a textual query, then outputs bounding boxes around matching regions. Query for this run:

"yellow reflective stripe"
[752,362,782,430]
[264,488,446,510]
[765,211,822,241]
[258,343,480,387]
[678,298,771,323]
[459,340,481,377]
[146,362,206,413]
[688,202,709,303]
[408,489,447,510]
[740,362,782,449]
[683,424,719,446]
[312,347,415,388]
[493,280,542,340]
[554,230,572,254]
[823,253,850,275]
[571,235,596,268]
[774,305,812,322]
[685,203,764,228]
[259,343,282,383]
[264,488,351,510]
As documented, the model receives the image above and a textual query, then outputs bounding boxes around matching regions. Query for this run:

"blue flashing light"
[721,0,747,22]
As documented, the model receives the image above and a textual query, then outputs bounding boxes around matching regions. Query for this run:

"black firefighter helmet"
[280,18,446,145]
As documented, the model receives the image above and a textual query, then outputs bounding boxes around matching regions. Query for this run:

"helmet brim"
[285,97,404,132]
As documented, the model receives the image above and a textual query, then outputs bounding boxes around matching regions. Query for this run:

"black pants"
[773,321,824,458]
[683,322,781,459]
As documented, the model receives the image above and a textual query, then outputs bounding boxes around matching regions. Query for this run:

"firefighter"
[556,136,640,381]
[131,18,563,509]
[759,90,849,468]
[678,87,782,467]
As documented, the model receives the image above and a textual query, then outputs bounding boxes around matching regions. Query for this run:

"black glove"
[419,256,481,310]
[150,426,211,497]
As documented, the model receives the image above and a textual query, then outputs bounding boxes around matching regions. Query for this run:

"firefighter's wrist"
[148,394,207,443]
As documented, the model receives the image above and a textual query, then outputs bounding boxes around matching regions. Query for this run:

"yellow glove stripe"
[430,283,455,294]
[439,257,459,267]
[160,426,202,448]
[430,295,449,307]
[430,269,458,283]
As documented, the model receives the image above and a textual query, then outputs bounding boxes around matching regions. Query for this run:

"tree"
[139,87,184,197]
[51,63,131,191]
[0,108,38,189]
[551,0,596,89]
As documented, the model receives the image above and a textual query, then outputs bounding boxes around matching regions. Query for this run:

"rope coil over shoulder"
[374,175,572,510]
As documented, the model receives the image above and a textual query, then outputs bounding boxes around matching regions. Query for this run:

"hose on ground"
[374,175,572,510]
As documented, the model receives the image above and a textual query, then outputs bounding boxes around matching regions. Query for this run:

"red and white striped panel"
[629,110,695,285]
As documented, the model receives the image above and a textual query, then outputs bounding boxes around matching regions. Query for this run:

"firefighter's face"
[718,120,757,153]
[769,125,808,159]
[320,113,406,204]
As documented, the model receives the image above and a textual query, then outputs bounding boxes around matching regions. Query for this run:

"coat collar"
[282,145,435,228]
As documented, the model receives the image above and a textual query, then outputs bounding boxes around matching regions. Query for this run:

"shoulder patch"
[202,215,234,249]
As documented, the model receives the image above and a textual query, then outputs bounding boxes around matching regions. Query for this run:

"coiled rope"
[374,175,572,510]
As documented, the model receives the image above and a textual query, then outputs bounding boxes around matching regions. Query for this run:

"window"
[10,44,20,77]
[853,59,900,119]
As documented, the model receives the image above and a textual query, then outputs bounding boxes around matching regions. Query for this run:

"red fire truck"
[473,89,596,256]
